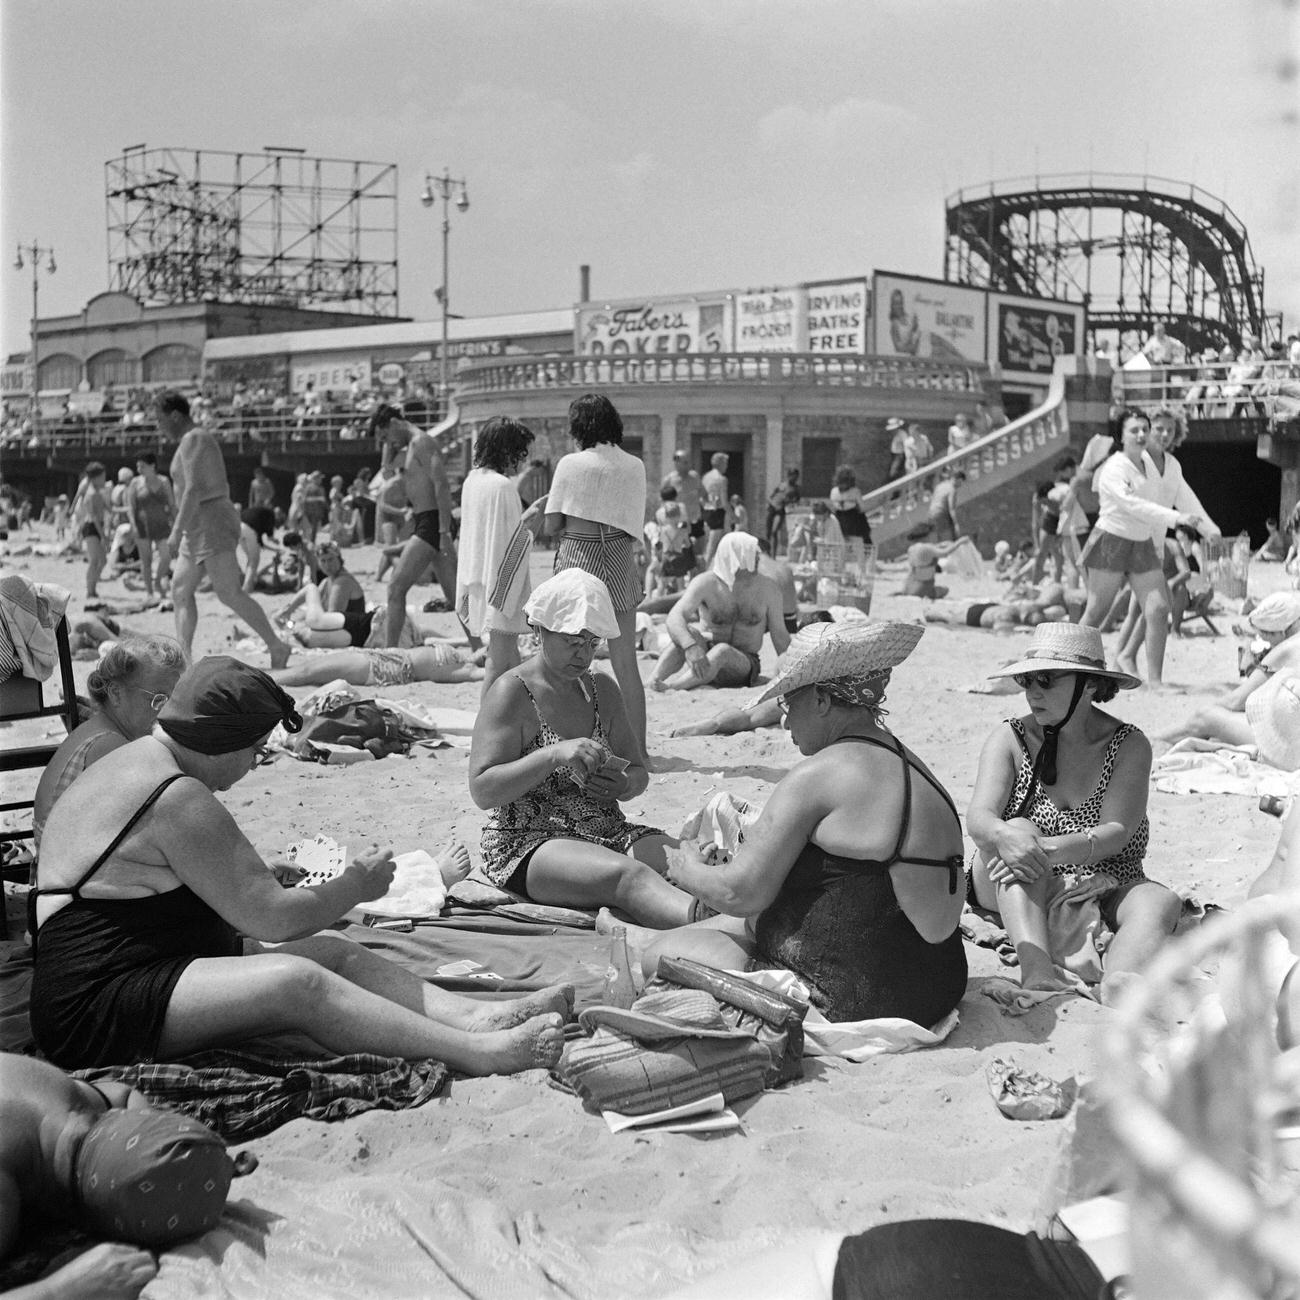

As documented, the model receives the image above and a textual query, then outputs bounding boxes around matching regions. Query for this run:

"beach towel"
[456,468,530,635]
[546,444,646,540]
[75,1048,448,1140]
[0,572,70,680]
[1153,737,1300,798]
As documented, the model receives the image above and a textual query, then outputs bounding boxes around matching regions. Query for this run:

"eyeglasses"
[252,745,276,768]
[1013,671,1071,691]
[127,686,170,711]
[560,632,601,651]
[777,686,811,715]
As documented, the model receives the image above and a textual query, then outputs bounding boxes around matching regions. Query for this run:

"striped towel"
[0,574,71,681]
[487,521,533,614]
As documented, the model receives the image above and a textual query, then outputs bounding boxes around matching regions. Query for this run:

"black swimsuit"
[29,774,242,1069]
[753,735,968,1025]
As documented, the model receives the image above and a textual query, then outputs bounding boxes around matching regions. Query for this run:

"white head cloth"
[524,570,621,640]
[711,532,760,589]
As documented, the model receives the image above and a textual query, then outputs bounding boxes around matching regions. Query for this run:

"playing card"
[286,834,348,887]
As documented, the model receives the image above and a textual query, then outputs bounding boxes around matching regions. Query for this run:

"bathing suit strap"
[830,735,963,893]
[34,773,187,903]
[84,1081,116,1111]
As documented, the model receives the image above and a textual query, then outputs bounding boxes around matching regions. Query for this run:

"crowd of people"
[6,381,1300,1297]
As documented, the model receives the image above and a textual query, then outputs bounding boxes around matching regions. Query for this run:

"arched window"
[87,348,139,389]
[36,353,81,391]
[142,343,201,384]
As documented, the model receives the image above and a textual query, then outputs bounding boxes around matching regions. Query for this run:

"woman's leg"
[607,608,648,761]
[969,855,1066,990]
[158,943,568,1073]
[628,913,757,981]
[1078,566,1125,629]
[480,630,521,699]
[1128,567,1172,685]
[1157,703,1255,748]
[85,534,106,597]
[302,584,346,631]
[272,649,374,687]
[525,838,699,928]
[1100,880,1181,1005]
[1114,598,1145,679]
[238,525,261,593]
[136,538,156,598]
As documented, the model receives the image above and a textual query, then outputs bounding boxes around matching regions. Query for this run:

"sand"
[1,527,1285,1297]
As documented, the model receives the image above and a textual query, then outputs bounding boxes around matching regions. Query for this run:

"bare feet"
[475,1012,565,1074]
[1116,654,1139,680]
[596,907,658,966]
[436,838,473,887]
[465,983,575,1031]
[269,638,293,671]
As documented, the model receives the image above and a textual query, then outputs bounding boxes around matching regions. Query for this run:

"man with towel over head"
[652,532,790,691]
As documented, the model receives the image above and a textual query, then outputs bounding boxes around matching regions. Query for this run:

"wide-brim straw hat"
[988,622,1141,689]
[748,620,924,708]
[1246,670,1300,771]
[885,417,906,431]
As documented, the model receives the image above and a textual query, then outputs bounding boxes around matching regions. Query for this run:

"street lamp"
[420,169,469,418]
[14,241,56,435]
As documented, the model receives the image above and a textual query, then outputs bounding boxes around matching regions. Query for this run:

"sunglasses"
[1013,671,1071,690]
[252,745,276,768]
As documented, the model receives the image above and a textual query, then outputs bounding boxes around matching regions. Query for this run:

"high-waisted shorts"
[1079,529,1160,575]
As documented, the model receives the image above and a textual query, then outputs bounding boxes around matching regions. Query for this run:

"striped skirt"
[555,527,640,612]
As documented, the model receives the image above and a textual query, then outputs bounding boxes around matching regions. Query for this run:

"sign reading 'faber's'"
[577,299,729,355]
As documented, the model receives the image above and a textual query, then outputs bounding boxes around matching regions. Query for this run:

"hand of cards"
[564,746,630,788]
[284,834,348,887]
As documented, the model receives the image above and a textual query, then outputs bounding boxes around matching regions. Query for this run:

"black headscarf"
[1009,673,1089,819]
[157,655,302,755]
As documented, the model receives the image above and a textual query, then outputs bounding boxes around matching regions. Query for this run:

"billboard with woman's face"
[871,273,987,362]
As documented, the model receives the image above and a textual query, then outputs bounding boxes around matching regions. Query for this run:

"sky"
[2,0,1298,359]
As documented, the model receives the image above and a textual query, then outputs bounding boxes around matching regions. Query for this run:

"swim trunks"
[411,509,444,552]
[703,507,726,530]
[966,601,997,627]
[80,522,102,541]
[178,498,242,564]
[364,648,415,688]
[555,527,640,612]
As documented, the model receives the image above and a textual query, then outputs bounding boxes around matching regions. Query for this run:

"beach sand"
[1,528,1285,1297]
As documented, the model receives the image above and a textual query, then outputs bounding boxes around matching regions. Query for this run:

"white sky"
[2,0,1297,358]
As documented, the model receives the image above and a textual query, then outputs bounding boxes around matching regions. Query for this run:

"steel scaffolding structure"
[104,146,399,315]
[944,174,1271,356]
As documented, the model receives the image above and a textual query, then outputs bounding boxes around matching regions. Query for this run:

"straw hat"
[749,619,924,707]
[1247,592,1300,635]
[1246,671,1300,771]
[885,417,906,432]
[989,622,1141,689]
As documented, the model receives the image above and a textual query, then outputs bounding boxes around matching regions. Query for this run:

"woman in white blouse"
[1078,409,1203,687]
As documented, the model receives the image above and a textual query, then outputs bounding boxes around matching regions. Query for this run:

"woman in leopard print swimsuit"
[470,570,709,928]
[966,623,1181,1004]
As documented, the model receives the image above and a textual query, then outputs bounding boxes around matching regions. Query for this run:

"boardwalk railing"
[856,368,1071,555]
[1114,358,1299,421]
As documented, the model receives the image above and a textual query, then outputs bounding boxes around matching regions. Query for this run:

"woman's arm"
[543,511,566,538]
[1098,457,1185,533]
[966,724,1049,877]
[668,759,828,915]
[157,782,393,942]
[582,674,647,804]
[323,572,364,614]
[468,676,603,808]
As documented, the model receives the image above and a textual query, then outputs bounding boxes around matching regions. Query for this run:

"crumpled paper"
[986,1056,1077,1120]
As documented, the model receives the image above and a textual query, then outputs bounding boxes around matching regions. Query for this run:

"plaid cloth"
[74,1047,448,1140]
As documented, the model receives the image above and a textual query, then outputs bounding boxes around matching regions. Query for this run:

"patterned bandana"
[821,670,891,710]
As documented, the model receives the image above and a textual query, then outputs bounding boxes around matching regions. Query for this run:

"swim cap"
[158,655,302,754]
[525,570,620,640]
[73,1108,233,1247]
[1248,592,1300,635]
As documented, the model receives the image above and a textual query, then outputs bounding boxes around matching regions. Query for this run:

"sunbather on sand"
[967,623,1180,1005]
[470,571,710,928]
[271,642,483,689]
[922,580,1077,631]
[29,657,569,1077]
[621,621,969,1025]
[0,1053,235,1299]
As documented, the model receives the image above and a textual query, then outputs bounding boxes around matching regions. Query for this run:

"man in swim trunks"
[652,532,790,691]
[371,405,478,651]
[700,452,732,566]
[159,391,291,669]
[661,448,705,564]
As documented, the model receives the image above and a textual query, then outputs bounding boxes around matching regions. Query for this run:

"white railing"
[1115,358,1299,421]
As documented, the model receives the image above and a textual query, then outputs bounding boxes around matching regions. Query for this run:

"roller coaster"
[945,173,1272,356]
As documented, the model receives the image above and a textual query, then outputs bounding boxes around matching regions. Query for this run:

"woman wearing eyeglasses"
[32,635,188,855]
[30,656,569,1075]
[967,622,1180,1005]
[470,571,705,928]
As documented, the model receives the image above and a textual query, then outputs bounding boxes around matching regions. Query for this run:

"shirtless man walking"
[661,448,704,567]
[159,391,291,667]
[652,532,789,691]
[370,404,477,649]
[700,452,732,566]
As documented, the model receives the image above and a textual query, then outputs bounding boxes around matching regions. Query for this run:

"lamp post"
[420,169,469,418]
[13,241,56,436]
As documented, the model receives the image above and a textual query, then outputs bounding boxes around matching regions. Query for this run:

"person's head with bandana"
[710,531,760,590]
[749,619,924,757]
[156,656,302,788]
[524,570,620,682]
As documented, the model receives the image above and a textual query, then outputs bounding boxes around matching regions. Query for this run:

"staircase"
[860,368,1072,558]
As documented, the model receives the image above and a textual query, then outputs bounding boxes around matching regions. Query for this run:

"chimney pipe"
[580,264,590,303]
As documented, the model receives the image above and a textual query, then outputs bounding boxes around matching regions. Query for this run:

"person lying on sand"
[617,621,969,1026]
[29,656,569,1078]
[967,623,1180,1006]
[0,1053,236,1300]
[271,642,483,690]
[1158,591,1300,757]
[651,532,790,692]
[470,571,711,929]
[922,581,1080,632]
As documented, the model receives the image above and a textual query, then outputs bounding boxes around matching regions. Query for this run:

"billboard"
[735,288,803,352]
[871,273,986,363]
[576,297,730,355]
[805,280,867,354]
[989,292,1084,382]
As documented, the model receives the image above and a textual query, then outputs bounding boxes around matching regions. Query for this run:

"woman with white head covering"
[470,570,708,928]
[636,620,969,1025]
[1159,591,1300,759]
